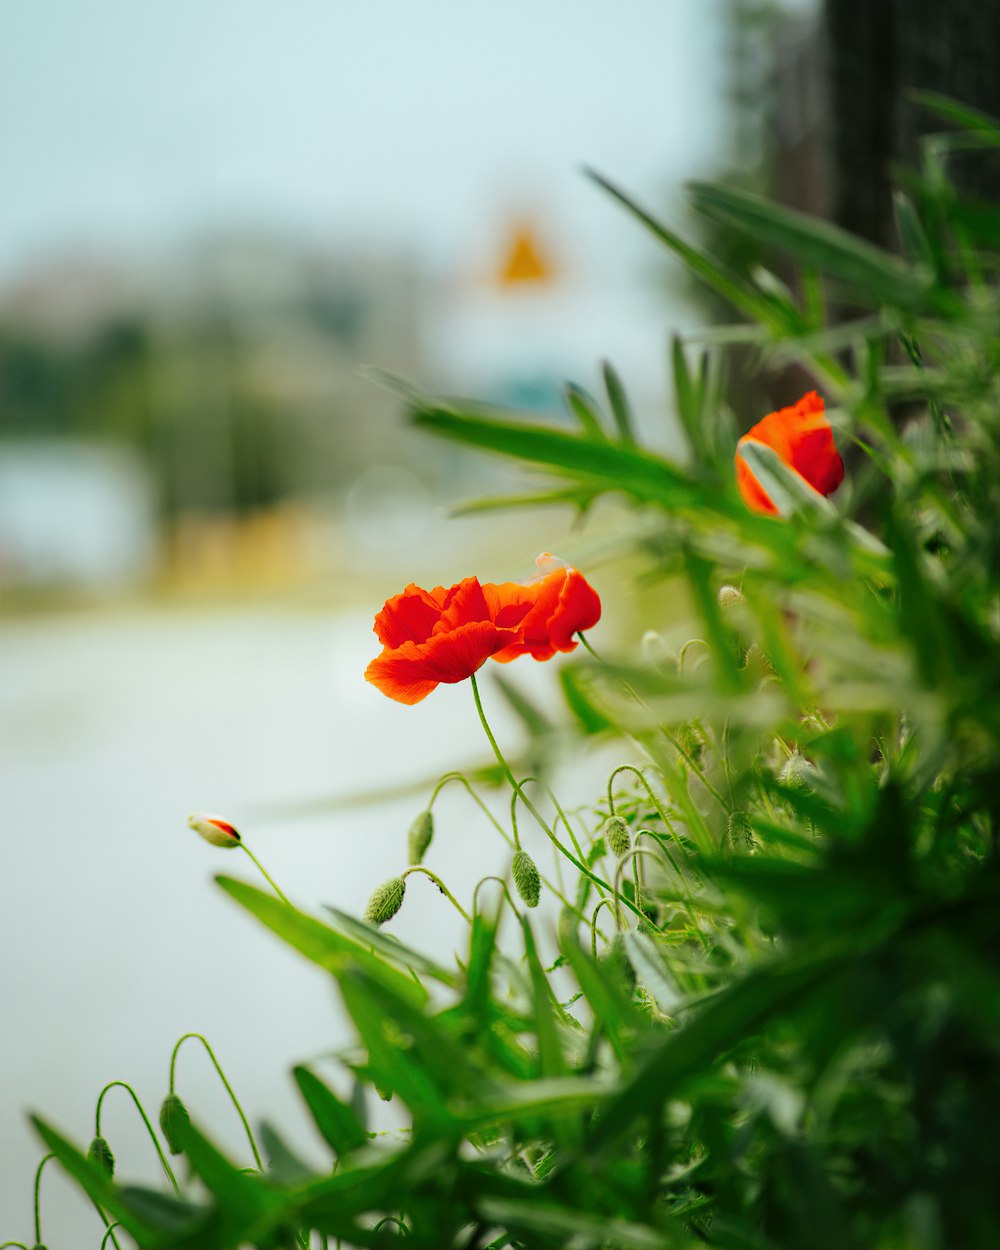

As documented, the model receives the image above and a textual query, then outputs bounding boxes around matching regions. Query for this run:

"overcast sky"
[0,1,747,284]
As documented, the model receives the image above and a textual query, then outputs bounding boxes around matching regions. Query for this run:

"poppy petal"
[374,582,449,648]
[736,391,844,515]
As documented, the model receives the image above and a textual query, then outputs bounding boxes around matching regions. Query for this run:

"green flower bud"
[159,1093,190,1154]
[779,753,814,790]
[511,850,541,909]
[603,815,631,860]
[363,877,406,927]
[87,1135,115,1178]
[406,810,434,865]
[727,809,755,850]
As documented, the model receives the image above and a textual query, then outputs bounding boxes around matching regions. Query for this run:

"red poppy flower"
[735,391,844,515]
[492,553,602,663]
[365,576,535,705]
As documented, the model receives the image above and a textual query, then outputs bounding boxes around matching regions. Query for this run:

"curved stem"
[169,1033,263,1171]
[33,1153,54,1246]
[238,843,291,905]
[508,790,521,850]
[429,773,513,846]
[95,1080,180,1194]
[470,674,649,925]
[590,899,615,956]
[101,1225,124,1250]
[472,875,522,920]
[426,770,578,916]
[401,866,472,923]
[1,1242,30,1249]
[613,848,664,925]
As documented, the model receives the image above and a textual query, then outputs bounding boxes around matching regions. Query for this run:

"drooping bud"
[603,815,631,860]
[87,1135,115,1178]
[726,808,755,850]
[407,810,434,865]
[717,584,744,608]
[159,1093,190,1154]
[188,812,242,849]
[778,753,814,790]
[511,850,541,908]
[363,877,406,927]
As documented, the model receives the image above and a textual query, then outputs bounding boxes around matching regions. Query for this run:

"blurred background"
[2,0,995,1239]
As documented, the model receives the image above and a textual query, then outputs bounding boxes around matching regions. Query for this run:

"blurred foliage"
[13,103,999,1249]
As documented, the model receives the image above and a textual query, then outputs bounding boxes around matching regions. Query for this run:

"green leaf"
[410,401,703,510]
[623,930,683,1012]
[560,935,644,1063]
[478,1196,684,1249]
[587,938,863,1150]
[260,1120,315,1187]
[292,1066,369,1158]
[521,916,569,1079]
[490,671,556,739]
[175,1120,277,1223]
[602,359,635,443]
[30,1115,165,1242]
[910,89,1000,138]
[564,382,608,440]
[735,440,836,518]
[587,168,792,329]
[322,906,460,989]
[688,181,934,309]
[216,877,429,1006]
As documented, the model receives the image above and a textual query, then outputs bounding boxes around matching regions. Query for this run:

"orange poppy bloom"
[365,575,535,705]
[492,553,602,663]
[735,391,844,515]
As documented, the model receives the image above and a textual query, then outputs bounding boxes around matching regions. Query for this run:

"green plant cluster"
[14,96,999,1249]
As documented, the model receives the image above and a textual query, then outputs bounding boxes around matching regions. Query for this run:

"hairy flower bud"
[87,1135,115,1178]
[188,812,242,848]
[603,815,631,860]
[779,753,814,790]
[363,877,406,927]
[511,850,541,908]
[407,810,434,865]
[727,808,755,850]
[159,1093,190,1154]
[717,584,744,608]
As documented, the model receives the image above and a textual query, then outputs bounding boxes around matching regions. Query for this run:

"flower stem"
[469,674,649,926]
[95,1080,180,1194]
[238,843,291,905]
[429,769,580,915]
[401,865,472,923]
[33,1153,54,1246]
[169,1033,263,1171]
[472,875,522,918]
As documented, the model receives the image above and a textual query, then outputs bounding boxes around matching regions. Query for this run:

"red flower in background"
[492,553,602,663]
[735,391,844,515]
[365,576,534,705]
[365,555,602,704]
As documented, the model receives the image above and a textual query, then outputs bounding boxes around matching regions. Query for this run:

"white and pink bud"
[188,813,242,849]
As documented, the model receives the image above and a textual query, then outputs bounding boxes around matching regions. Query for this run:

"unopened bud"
[511,850,541,908]
[407,810,434,865]
[87,1135,115,1178]
[363,877,406,926]
[603,815,631,860]
[727,809,755,850]
[188,812,241,848]
[779,753,814,790]
[717,584,744,608]
[159,1093,190,1154]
